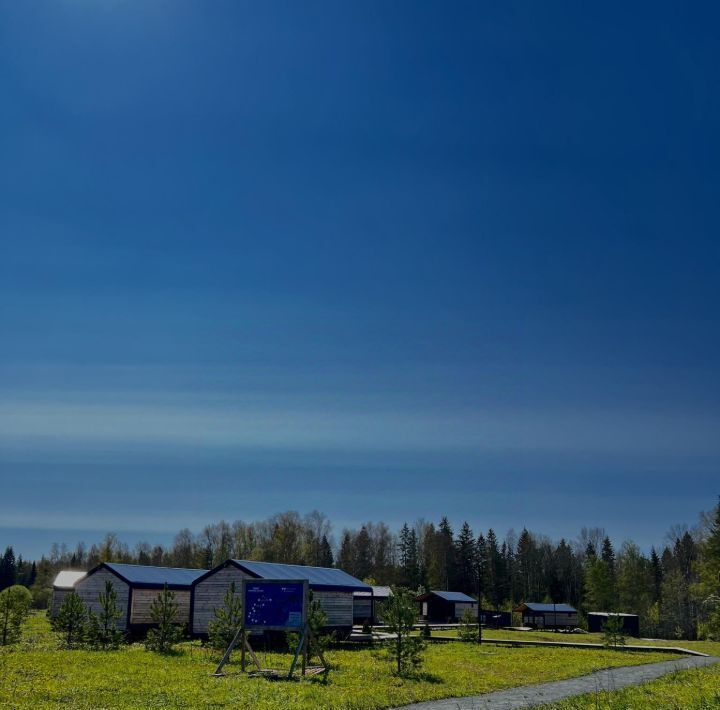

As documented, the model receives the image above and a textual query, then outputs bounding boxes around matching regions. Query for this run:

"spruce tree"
[381,587,425,676]
[318,535,334,567]
[208,581,243,651]
[0,585,31,645]
[0,547,17,591]
[86,580,124,650]
[145,584,183,652]
[53,591,88,648]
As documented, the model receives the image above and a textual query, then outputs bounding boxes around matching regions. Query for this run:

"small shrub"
[420,623,431,639]
[458,608,477,642]
[602,614,627,649]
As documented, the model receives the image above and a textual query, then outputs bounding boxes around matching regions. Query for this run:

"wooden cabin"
[353,585,392,625]
[416,590,478,622]
[514,602,579,629]
[74,562,206,633]
[191,559,371,638]
[50,570,86,618]
[478,609,512,628]
[587,612,640,637]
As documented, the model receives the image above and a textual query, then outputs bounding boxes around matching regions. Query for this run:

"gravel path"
[392,656,719,709]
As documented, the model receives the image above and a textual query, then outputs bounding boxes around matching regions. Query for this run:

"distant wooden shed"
[478,609,512,628]
[514,602,579,629]
[50,570,86,618]
[417,590,478,622]
[191,559,371,638]
[587,612,640,637]
[74,563,206,633]
[353,585,392,625]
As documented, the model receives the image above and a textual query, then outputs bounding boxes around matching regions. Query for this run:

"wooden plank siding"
[454,602,477,618]
[130,589,192,625]
[313,590,353,627]
[74,569,130,630]
[526,612,579,628]
[192,564,356,636]
[192,565,250,635]
[50,589,71,618]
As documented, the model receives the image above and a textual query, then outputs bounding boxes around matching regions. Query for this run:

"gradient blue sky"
[2,2,719,559]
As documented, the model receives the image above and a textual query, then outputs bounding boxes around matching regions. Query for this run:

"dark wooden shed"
[514,602,579,629]
[417,590,478,622]
[587,612,640,637]
[353,585,392,625]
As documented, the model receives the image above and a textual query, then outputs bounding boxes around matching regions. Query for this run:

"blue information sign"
[243,579,307,630]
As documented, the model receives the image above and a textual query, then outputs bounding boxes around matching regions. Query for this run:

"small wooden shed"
[191,559,371,638]
[478,609,512,628]
[353,585,392,625]
[50,570,86,618]
[74,562,206,633]
[514,602,579,629]
[417,590,478,622]
[587,612,640,637]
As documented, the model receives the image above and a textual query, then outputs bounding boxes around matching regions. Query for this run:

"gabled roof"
[194,559,371,593]
[417,590,477,603]
[88,562,206,589]
[53,570,86,589]
[516,602,577,613]
[354,585,392,598]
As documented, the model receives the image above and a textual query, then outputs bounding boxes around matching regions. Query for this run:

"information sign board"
[242,579,308,631]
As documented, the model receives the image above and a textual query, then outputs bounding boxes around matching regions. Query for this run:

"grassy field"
[0,614,685,710]
[429,627,720,657]
[541,663,720,709]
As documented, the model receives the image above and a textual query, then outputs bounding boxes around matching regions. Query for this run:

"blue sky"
[1,2,719,559]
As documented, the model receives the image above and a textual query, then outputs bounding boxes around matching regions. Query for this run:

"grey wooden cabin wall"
[50,589,70,618]
[192,565,356,634]
[192,565,250,635]
[74,569,130,630]
[130,589,192,625]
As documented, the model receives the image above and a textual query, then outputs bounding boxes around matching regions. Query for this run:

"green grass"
[0,614,684,709]
[541,663,720,709]
[431,627,720,657]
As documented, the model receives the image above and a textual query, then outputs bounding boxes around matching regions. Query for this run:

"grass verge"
[0,614,684,709]
[540,662,720,709]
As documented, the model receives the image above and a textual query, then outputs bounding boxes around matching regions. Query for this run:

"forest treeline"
[2,499,719,640]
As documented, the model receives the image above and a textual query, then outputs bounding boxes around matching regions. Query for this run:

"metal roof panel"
[103,563,206,587]
[231,560,370,592]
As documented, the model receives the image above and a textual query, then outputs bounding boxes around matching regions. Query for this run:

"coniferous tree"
[52,591,87,648]
[485,529,505,609]
[380,587,425,676]
[86,580,124,650]
[650,547,663,603]
[145,584,183,652]
[208,581,243,651]
[454,522,476,596]
[0,547,17,591]
[353,526,373,580]
[437,517,456,590]
[397,524,420,589]
[336,531,354,575]
[318,535,334,567]
[0,585,31,645]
